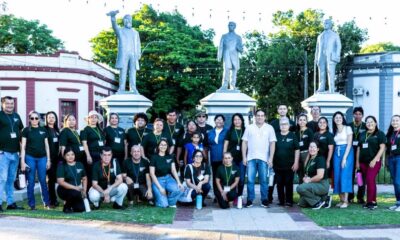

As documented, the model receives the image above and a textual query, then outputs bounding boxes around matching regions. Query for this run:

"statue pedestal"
[301,92,353,129]
[200,90,256,127]
[99,92,152,129]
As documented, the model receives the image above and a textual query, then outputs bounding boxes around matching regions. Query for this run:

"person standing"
[215,152,240,209]
[223,113,246,197]
[44,111,60,208]
[183,132,205,166]
[306,106,321,133]
[356,116,386,210]
[59,114,85,162]
[141,118,174,160]
[315,18,341,93]
[57,147,87,213]
[163,110,184,177]
[387,115,400,211]
[274,117,300,207]
[126,113,151,155]
[104,113,127,167]
[348,107,367,204]
[296,114,314,184]
[242,109,276,208]
[195,110,213,159]
[207,114,228,196]
[332,111,354,208]
[0,96,24,212]
[20,111,51,210]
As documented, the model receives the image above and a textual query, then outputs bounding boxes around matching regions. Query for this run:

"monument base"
[99,93,152,129]
[301,92,353,129]
[200,90,256,127]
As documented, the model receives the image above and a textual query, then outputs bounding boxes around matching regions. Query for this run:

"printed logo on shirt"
[39,131,46,135]
[140,167,146,172]
[319,136,326,140]
[119,131,123,134]
[143,132,148,136]
[175,129,180,133]
[201,170,205,175]
[287,138,293,142]
[77,168,83,174]
[166,158,173,163]
[110,168,115,175]
[303,135,308,138]
[232,170,237,174]
[14,118,19,122]
[360,129,366,133]
[310,162,316,166]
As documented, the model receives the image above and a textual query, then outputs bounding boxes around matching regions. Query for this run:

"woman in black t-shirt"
[184,150,211,204]
[104,113,127,167]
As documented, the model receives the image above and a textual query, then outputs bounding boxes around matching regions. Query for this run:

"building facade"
[0,51,117,129]
[345,51,400,131]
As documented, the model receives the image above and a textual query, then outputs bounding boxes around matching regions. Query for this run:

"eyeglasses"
[197,115,206,118]
[30,117,39,120]
[194,155,203,158]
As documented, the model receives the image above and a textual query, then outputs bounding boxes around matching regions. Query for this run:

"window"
[59,99,78,128]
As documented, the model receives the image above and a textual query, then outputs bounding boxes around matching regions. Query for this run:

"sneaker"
[335,202,343,208]
[112,202,126,209]
[63,206,73,214]
[368,202,377,210]
[357,199,366,204]
[312,200,326,210]
[43,205,51,210]
[363,202,371,209]
[169,205,177,208]
[395,206,400,212]
[388,205,399,211]
[7,203,24,210]
[30,206,37,211]
[245,200,253,208]
[261,200,270,208]
[148,200,155,206]
[340,202,349,209]
[324,196,332,209]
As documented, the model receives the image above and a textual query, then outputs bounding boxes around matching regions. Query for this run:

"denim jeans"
[152,175,182,208]
[25,154,50,207]
[0,151,19,205]
[247,159,268,201]
[235,161,246,196]
[389,155,400,205]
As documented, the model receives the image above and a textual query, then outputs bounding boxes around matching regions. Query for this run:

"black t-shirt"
[104,126,126,157]
[162,122,184,147]
[45,127,60,160]
[80,126,105,153]
[296,128,314,152]
[22,127,48,157]
[197,124,213,148]
[122,158,149,185]
[184,163,211,185]
[59,128,84,159]
[150,154,175,177]
[358,130,386,163]
[0,111,23,153]
[224,127,245,163]
[306,120,319,133]
[215,164,240,186]
[57,162,86,186]
[274,132,300,170]
[313,131,335,160]
[270,118,296,134]
[92,160,121,189]
[126,127,151,152]
[142,132,173,159]
[305,155,327,179]
[348,121,367,148]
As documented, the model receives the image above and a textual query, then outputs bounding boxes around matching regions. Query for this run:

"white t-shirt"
[214,128,223,144]
[242,123,277,162]
[334,126,353,145]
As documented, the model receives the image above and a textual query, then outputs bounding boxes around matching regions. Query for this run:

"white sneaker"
[395,206,400,212]
[169,205,177,208]
[110,196,116,202]
[388,205,398,211]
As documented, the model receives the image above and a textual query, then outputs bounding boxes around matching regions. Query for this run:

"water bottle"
[269,167,275,187]
[237,196,243,209]
[356,170,363,186]
[83,198,91,212]
[196,195,202,210]
[18,170,26,189]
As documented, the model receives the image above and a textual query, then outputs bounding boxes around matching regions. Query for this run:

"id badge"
[172,139,176,145]
[362,143,368,149]
[79,146,84,151]
[353,141,359,146]
[53,137,58,142]
[197,175,204,181]
[134,183,139,189]
[236,145,240,151]
[98,141,104,146]
[299,141,304,147]
[114,137,121,143]
[10,132,17,139]
[392,145,398,151]
[223,186,231,192]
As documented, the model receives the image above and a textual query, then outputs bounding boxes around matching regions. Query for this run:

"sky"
[4,0,400,60]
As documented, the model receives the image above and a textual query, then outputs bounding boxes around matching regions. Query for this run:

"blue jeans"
[25,155,50,207]
[234,161,246,196]
[389,155,400,205]
[152,175,182,208]
[247,159,269,201]
[0,151,19,205]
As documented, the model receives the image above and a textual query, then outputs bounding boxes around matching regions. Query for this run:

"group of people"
[1,95,400,214]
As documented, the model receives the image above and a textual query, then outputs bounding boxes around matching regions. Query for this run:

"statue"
[314,19,341,93]
[107,10,141,94]
[217,21,243,90]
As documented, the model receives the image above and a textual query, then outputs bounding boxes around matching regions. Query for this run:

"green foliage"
[91,5,220,118]
[0,14,63,54]
[238,9,368,119]
[360,42,400,54]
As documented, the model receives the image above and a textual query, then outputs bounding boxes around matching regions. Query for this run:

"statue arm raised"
[108,11,121,37]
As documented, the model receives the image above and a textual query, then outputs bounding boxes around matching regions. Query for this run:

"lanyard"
[305,156,316,176]
[168,124,176,138]
[135,128,145,142]
[353,122,362,139]
[132,160,141,183]
[67,163,78,186]
[234,128,242,144]
[5,112,16,133]
[365,132,373,143]
[224,166,232,186]
[111,126,120,138]
[102,163,111,184]
[299,129,306,140]
[154,133,161,144]
[91,127,102,140]
[392,130,400,145]
[69,128,81,144]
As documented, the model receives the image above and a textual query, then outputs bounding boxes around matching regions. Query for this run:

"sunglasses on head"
[30,117,39,120]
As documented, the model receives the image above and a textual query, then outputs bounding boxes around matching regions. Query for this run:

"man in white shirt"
[242,109,277,207]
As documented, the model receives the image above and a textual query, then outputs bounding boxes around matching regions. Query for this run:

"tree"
[238,9,368,119]
[360,42,400,54]
[0,14,63,54]
[91,5,220,118]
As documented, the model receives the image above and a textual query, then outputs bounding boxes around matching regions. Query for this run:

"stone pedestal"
[99,92,152,129]
[301,92,353,129]
[200,90,256,127]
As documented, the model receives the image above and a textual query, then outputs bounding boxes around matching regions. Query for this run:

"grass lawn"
[297,194,400,227]
[1,196,176,224]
